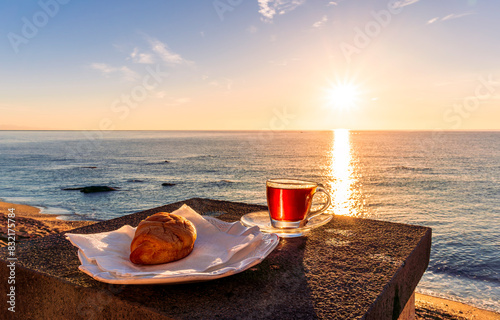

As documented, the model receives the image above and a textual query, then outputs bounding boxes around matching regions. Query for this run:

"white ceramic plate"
[76,216,280,285]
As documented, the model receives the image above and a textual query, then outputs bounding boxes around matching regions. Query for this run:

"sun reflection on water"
[328,129,357,216]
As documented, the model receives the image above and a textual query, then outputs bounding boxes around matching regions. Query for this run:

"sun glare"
[327,84,359,110]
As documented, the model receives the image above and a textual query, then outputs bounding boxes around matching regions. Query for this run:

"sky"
[0,0,499,130]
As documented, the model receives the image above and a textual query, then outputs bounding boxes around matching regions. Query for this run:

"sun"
[327,83,359,110]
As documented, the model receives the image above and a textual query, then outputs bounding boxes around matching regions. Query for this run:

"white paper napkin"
[66,204,263,277]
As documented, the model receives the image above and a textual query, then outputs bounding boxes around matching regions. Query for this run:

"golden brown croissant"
[130,212,197,265]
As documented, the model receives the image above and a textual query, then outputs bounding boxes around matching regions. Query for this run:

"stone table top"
[0,198,431,320]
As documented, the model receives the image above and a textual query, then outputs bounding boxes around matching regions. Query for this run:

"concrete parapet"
[0,198,431,319]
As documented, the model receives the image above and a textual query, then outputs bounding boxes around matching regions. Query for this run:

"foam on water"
[38,206,74,216]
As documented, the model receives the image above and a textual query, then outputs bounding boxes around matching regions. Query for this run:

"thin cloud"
[164,97,192,106]
[427,17,439,25]
[247,25,258,34]
[147,37,193,66]
[152,91,191,105]
[312,15,328,28]
[154,91,166,99]
[258,0,276,21]
[90,63,139,81]
[130,47,154,64]
[327,1,338,6]
[392,0,420,9]
[442,12,475,21]
[90,63,115,74]
[208,78,233,90]
[119,66,140,81]
[427,12,475,25]
[258,0,306,22]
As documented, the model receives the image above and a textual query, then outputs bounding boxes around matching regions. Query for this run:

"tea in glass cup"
[266,179,331,229]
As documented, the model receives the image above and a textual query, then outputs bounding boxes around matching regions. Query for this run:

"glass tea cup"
[266,178,331,229]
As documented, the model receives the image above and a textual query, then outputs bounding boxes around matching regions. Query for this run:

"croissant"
[130,212,197,265]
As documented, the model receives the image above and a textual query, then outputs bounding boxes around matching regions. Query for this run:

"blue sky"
[1,0,499,130]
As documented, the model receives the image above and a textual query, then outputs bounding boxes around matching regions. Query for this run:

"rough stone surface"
[0,198,431,320]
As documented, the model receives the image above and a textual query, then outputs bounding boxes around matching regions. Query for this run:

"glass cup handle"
[306,186,331,221]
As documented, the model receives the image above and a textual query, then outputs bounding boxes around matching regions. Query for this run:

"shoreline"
[415,293,500,320]
[0,201,95,246]
[1,200,499,319]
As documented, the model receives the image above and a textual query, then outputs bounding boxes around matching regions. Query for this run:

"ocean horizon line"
[1,129,500,132]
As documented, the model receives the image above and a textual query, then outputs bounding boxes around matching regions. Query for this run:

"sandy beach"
[415,293,500,320]
[1,200,498,320]
[0,201,95,246]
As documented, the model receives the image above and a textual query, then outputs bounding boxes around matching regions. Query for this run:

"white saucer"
[240,211,333,238]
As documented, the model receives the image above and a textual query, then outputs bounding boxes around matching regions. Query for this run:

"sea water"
[0,130,498,312]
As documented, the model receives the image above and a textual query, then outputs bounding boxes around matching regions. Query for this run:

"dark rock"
[63,186,119,193]
[81,166,97,169]
[164,160,170,163]
[80,186,118,193]
[161,183,176,187]
[62,186,118,193]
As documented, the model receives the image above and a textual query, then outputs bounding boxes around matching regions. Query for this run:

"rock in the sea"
[81,186,118,193]
[161,183,176,187]
[63,186,118,193]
